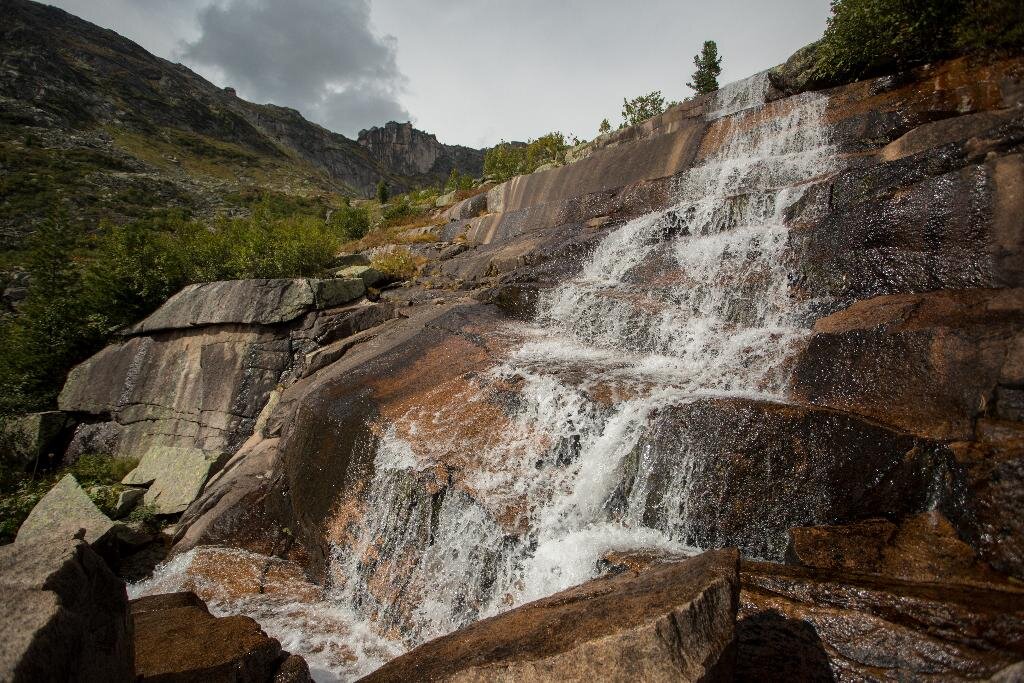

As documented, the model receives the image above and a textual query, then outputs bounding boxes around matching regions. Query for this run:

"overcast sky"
[47,0,832,147]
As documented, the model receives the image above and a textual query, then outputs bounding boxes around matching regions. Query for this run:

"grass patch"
[371,248,426,282]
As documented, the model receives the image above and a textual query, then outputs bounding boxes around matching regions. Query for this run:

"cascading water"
[135,74,841,682]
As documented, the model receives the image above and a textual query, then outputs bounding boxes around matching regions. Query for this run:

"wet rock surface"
[360,549,739,683]
[35,52,1024,682]
[131,590,310,682]
[737,560,1024,682]
[0,536,133,683]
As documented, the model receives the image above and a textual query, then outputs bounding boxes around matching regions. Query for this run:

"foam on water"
[133,72,840,681]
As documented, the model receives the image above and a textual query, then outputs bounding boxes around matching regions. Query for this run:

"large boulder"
[122,446,227,515]
[360,549,739,682]
[128,278,364,334]
[738,560,1024,681]
[0,411,71,468]
[15,474,115,546]
[0,536,133,682]
[131,591,310,682]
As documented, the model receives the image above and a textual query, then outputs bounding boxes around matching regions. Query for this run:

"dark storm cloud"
[181,0,409,136]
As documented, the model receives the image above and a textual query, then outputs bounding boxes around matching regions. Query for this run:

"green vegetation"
[0,454,138,543]
[371,248,423,282]
[812,0,1024,83]
[483,132,570,182]
[376,180,390,204]
[598,118,612,135]
[620,92,667,128]
[688,40,723,94]
[0,197,358,416]
[445,169,475,193]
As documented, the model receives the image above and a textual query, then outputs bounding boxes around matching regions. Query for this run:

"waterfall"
[135,74,840,682]
[325,76,840,671]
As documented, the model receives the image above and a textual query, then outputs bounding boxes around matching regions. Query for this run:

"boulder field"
[12,54,1024,680]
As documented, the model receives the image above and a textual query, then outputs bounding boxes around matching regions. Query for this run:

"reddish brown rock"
[131,591,310,682]
[738,561,1024,682]
[360,549,739,683]
[791,289,1024,441]
[786,511,1011,588]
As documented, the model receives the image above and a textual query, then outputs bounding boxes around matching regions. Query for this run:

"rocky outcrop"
[361,549,739,683]
[58,279,391,461]
[358,121,484,183]
[15,474,115,546]
[131,591,310,682]
[0,536,133,682]
[54,279,396,525]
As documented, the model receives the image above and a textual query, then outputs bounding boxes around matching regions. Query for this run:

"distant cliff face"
[0,0,484,244]
[358,122,484,180]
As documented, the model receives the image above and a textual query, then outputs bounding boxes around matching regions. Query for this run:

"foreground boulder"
[360,549,739,682]
[15,474,115,546]
[0,535,133,682]
[131,591,310,682]
[737,560,1024,681]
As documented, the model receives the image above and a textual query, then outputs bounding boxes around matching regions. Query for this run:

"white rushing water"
[137,74,840,682]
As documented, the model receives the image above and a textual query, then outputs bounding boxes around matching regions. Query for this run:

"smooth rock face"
[16,474,115,545]
[631,398,950,560]
[792,289,1024,441]
[131,591,309,682]
[361,549,739,683]
[738,560,1024,682]
[333,266,383,288]
[123,446,226,514]
[0,536,132,682]
[130,279,323,334]
[785,511,1011,587]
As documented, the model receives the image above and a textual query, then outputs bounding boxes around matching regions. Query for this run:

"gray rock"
[329,253,370,269]
[123,446,226,514]
[435,190,458,207]
[128,278,341,334]
[112,488,145,518]
[0,411,70,467]
[63,422,123,465]
[0,536,133,683]
[16,474,115,546]
[314,278,365,308]
[333,265,383,287]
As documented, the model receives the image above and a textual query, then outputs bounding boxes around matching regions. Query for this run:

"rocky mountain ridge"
[0,0,483,246]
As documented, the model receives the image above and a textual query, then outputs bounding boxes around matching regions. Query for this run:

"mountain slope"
[0,0,483,248]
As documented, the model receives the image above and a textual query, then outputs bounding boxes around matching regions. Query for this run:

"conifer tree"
[687,40,723,94]
[598,118,611,135]
[376,180,389,204]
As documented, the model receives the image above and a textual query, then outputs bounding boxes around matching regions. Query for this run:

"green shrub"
[0,197,350,416]
[376,180,390,204]
[621,92,666,127]
[956,0,1024,52]
[445,169,474,192]
[329,204,371,241]
[484,133,569,182]
[813,0,1023,84]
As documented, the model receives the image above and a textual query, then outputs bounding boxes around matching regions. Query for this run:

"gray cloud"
[180,0,409,136]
